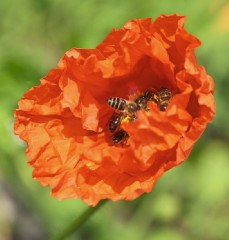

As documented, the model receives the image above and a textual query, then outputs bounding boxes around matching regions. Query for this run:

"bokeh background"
[1,0,229,239]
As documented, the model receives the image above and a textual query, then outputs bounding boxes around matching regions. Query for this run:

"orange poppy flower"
[14,14,215,206]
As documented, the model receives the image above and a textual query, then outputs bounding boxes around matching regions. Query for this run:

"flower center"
[107,87,172,145]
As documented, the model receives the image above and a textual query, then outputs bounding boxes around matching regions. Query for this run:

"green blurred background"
[0,0,229,239]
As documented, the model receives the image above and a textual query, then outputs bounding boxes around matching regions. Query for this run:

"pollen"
[122,116,132,123]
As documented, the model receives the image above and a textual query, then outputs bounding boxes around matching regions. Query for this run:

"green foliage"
[0,0,228,239]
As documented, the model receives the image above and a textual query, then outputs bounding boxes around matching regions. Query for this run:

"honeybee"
[107,97,138,119]
[107,97,139,145]
[144,88,159,105]
[108,112,123,132]
[134,95,148,110]
[112,129,129,144]
[158,88,172,111]
[144,88,172,111]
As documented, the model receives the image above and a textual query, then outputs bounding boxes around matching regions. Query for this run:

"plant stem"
[52,200,108,240]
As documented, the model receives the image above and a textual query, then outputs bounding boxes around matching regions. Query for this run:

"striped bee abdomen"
[107,97,126,111]
[158,88,172,111]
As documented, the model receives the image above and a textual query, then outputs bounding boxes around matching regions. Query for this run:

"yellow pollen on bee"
[145,106,150,112]
[122,116,132,123]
